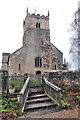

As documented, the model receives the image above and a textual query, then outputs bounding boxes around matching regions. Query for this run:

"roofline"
[50,43,63,54]
[10,46,24,56]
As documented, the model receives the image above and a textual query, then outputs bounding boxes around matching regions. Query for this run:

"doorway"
[36,71,41,82]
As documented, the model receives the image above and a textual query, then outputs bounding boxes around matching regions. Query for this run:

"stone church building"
[2,9,63,76]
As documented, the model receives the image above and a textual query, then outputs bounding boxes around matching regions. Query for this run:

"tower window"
[36,22,38,28]
[35,57,42,67]
[36,22,40,28]
[39,23,40,28]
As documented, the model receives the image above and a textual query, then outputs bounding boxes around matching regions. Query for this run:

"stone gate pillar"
[0,70,8,94]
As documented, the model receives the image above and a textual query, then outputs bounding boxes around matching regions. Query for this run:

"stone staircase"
[24,86,58,117]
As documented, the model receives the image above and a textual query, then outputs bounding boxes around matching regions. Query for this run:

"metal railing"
[18,77,30,112]
[42,77,61,106]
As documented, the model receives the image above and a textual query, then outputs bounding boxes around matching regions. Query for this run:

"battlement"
[23,9,50,32]
[2,53,10,56]
[26,13,49,20]
[2,53,10,63]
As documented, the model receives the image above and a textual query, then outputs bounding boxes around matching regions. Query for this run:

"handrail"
[43,77,61,91]
[42,77,61,106]
[18,77,30,112]
[20,77,30,95]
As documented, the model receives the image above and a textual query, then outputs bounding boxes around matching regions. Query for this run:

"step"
[26,97,51,104]
[29,90,45,95]
[30,86,42,89]
[27,94,47,100]
[24,102,55,111]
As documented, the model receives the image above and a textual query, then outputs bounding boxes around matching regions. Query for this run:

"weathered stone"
[2,12,63,76]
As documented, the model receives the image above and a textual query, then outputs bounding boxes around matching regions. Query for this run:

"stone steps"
[24,87,56,112]
[27,94,47,100]
[29,89,45,95]
[24,102,54,111]
[26,97,51,104]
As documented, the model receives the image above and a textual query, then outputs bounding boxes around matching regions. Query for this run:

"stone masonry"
[2,9,63,76]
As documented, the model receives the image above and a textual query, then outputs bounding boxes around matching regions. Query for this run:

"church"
[2,9,63,76]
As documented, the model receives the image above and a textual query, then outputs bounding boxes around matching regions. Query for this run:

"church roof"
[50,43,63,54]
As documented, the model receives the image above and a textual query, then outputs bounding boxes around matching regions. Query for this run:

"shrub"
[61,100,70,109]
[1,98,22,120]
[76,95,80,101]
[10,83,15,88]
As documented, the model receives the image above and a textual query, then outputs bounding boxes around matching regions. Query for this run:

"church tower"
[22,9,52,75]
[2,8,63,76]
[23,9,50,45]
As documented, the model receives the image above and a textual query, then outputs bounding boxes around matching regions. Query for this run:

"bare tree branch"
[69,8,80,70]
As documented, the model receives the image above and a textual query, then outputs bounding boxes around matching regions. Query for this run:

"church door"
[36,71,41,82]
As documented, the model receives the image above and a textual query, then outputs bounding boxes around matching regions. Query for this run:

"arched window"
[36,22,40,28]
[35,57,42,67]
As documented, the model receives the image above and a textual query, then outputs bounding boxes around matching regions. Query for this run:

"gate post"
[0,70,8,95]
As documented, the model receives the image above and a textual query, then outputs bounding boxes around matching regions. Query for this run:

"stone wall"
[43,71,80,85]
[41,30,52,70]
[9,46,27,76]
[8,75,24,81]
[51,44,63,70]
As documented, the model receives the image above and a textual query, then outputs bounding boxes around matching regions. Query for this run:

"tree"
[69,7,80,70]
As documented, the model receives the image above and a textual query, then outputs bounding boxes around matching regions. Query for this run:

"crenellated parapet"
[26,13,49,20]
[23,8,49,33]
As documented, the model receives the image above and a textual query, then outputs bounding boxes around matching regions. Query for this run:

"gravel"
[32,106,79,118]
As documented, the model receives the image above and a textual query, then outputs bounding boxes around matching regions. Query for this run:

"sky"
[0,0,79,68]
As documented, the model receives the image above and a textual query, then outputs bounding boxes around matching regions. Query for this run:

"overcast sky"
[0,0,79,68]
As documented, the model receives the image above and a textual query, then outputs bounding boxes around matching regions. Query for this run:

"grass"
[30,80,42,87]
[8,80,24,92]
